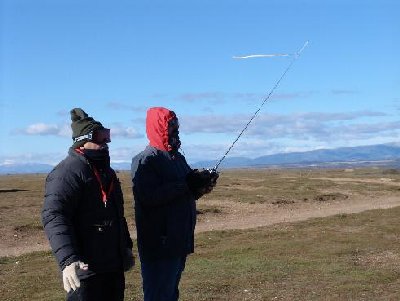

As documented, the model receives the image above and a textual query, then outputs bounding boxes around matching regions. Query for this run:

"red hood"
[146,107,176,152]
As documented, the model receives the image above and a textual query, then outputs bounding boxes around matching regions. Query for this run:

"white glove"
[62,261,88,292]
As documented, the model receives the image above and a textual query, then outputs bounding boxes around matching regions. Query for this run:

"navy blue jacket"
[131,146,196,261]
[42,148,133,275]
[131,106,198,261]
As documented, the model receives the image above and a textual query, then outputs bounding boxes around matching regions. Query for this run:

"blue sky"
[1,0,399,166]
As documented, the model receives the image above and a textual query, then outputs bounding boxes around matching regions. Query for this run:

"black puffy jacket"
[42,148,133,274]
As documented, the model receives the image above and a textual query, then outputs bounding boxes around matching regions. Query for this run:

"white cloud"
[180,111,391,143]
[16,123,71,137]
[106,101,147,112]
[0,152,65,166]
[109,146,141,162]
[111,126,143,139]
[15,123,143,139]
[25,123,59,135]
[181,139,332,163]
[58,124,73,137]
[7,110,398,165]
[173,91,312,105]
[0,159,17,165]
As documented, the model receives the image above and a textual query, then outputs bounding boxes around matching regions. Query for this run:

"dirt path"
[2,195,400,258]
[195,196,400,232]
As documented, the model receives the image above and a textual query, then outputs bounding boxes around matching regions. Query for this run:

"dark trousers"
[141,256,187,301]
[66,271,125,301]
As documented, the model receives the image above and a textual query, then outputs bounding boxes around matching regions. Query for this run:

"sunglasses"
[74,128,111,144]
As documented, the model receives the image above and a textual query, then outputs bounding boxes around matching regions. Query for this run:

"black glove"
[209,169,219,188]
[186,169,219,199]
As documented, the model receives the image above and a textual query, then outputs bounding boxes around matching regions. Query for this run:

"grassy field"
[211,168,400,204]
[1,207,400,300]
[1,168,400,300]
[1,168,398,235]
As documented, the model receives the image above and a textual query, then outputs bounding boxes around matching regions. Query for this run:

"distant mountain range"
[1,143,400,174]
[0,163,55,174]
[192,143,400,169]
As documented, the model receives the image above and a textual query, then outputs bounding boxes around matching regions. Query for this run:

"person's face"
[168,118,179,137]
[168,117,181,150]
[80,129,110,150]
[81,141,108,150]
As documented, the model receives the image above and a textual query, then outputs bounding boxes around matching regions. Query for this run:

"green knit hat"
[70,108,105,148]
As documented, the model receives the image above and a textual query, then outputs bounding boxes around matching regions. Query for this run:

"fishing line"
[212,41,309,171]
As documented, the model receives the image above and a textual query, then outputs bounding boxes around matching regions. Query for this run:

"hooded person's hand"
[186,169,219,199]
[62,261,88,292]
[209,170,219,188]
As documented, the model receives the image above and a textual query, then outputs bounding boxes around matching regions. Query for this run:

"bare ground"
[1,171,400,257]
[195,195,400,233]
[2,196,400,257]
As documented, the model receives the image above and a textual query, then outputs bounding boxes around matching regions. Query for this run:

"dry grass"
[210,168,400,204]
[1,168,399,236]
[1,168,400,256]
[1,168,400,300]
[2,207,400,300]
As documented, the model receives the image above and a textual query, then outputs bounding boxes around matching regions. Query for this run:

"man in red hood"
[131,107,218,301]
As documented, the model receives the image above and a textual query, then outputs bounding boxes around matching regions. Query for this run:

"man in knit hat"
[42,108,134,301]
[131,107,218,301]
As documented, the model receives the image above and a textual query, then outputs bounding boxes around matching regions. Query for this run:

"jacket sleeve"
[132,156,191,207]
[122,218,133,249]
[114,174,133,249]
[41,167,82,270]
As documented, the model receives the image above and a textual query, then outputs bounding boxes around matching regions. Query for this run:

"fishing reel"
[206,168,219,186]
[186,168,219,199]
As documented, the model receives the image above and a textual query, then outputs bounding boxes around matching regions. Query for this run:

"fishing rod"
[211,41,309,172]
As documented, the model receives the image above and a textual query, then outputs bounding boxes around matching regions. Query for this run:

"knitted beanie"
[70,108,104,148]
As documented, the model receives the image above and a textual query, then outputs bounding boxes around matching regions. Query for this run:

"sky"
[0,0,399,166]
